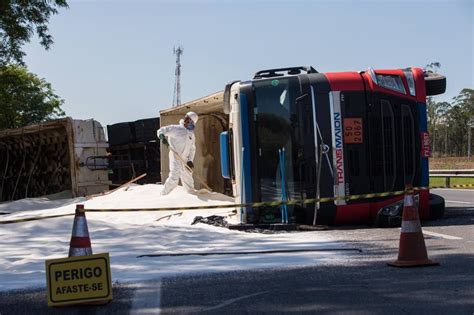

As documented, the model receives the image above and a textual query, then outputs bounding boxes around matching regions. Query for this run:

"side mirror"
[220,131,231,179]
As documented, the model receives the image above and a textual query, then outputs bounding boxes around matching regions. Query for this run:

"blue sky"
[24,0,473,127]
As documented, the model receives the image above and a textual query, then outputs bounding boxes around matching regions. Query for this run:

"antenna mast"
[173,45,183,107]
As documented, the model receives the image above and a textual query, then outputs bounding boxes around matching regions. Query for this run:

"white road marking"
[432,188,474,192]
[445,200,473,204]
[423,230,463,240]
[200,291,269,312]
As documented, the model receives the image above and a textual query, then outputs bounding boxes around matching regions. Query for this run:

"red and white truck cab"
[220,66,446,226]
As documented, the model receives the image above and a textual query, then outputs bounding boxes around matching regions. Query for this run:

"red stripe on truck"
[325,72,364,91]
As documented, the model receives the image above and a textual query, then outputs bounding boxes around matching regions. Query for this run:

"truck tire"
[429,193,445,220]
[425,72,446,96]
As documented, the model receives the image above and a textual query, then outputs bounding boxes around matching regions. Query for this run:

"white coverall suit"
[157,121,196,195]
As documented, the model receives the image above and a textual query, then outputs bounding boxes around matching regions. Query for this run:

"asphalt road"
[432,188,474,205]
[1,189,473,314]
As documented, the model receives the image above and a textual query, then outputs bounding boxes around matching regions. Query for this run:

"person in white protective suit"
[157,111,199,195]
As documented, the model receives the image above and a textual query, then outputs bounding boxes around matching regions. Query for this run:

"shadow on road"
[424,207,474,227]
[156,252,474,314]
[0,281,135,315]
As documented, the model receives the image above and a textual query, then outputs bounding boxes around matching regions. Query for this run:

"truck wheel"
[425,72,446,96]
[429,193,445,220]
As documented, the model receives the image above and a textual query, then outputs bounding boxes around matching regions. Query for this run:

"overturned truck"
[0,118,110,202]
[220,66,447,226]
[162,66,447,226]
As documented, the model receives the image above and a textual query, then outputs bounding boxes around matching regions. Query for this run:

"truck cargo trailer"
[0,118,110,201]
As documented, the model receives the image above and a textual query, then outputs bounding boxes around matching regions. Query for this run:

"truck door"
[339,90,371,197]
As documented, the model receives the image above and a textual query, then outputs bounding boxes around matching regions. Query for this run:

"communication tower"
[172,45,183,107]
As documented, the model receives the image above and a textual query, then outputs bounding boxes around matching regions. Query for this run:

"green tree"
[424,62,448,156]
[423,63,474,157]
[424,62,442,117]
[0,64,65,130]
[427,99,450,156]
[424,62,441,72]
[452,88,474,114]
[447,88,474,156]
[0,0,68,65]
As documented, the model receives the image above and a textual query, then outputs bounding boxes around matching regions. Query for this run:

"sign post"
[45,253,112,306]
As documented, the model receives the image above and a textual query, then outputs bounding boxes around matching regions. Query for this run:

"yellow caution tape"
[80,189,408,213]
[0,213,74,224]
[428,184,474,189]
[0,183,472,224]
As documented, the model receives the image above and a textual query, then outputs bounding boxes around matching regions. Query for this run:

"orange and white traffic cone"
[69,204,93,257]
[66,205,110,306]
[388,184,439,267]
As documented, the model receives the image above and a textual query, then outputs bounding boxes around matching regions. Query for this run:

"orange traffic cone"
[388,184,439,267]
[69,204,93,257]
[66,205,110,306]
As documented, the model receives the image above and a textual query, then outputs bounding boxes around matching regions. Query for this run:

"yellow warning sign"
[45,253,112,306]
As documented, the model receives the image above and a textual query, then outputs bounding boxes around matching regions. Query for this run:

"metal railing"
[429,169,474,186]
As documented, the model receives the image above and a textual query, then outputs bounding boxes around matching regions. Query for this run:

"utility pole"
[445,126,448,156]
[172,45,183,107]
[468,118,474,161]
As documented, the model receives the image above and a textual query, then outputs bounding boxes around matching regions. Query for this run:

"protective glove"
[186,161,194,170]
[159,134,169,146]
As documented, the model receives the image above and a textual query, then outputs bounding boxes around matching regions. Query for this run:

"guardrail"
[429,169,474,186]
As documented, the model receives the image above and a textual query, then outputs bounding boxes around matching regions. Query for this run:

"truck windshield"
[253,77,306,219]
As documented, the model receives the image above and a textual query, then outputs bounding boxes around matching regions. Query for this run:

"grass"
[429,156,474,188]
[430,156,474,170]
[429,176,474,188]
